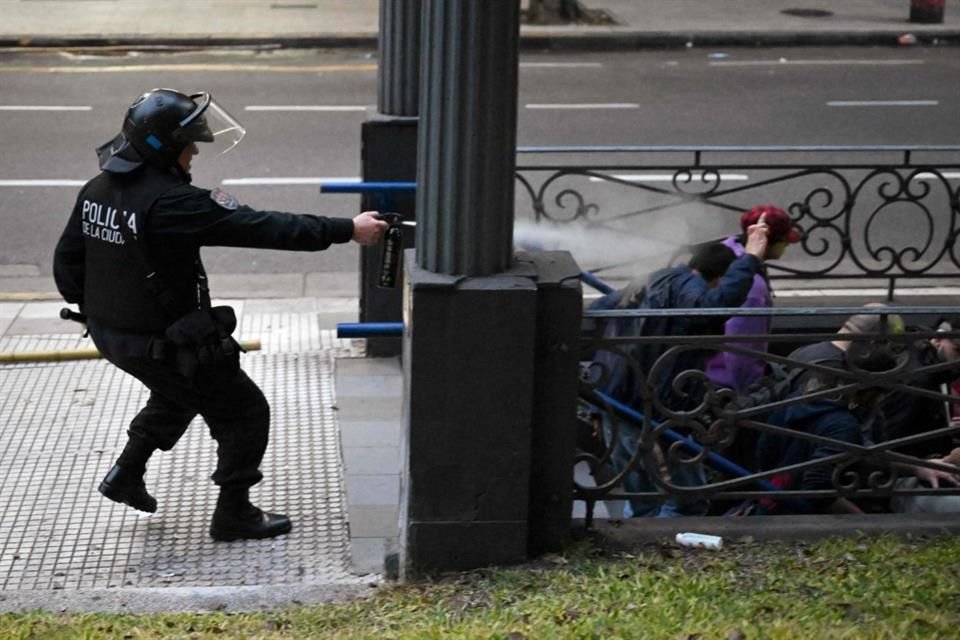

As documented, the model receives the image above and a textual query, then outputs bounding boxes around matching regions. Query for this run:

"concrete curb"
[0,582,380,614]
[578,513,960,548]
[3,30,960,52]
[0,33,379,50]
[520,30,960,50]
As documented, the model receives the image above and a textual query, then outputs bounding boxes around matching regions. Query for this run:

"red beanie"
[740,205,801,243]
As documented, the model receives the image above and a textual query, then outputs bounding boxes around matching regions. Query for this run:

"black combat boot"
[209,487,292,542]
[98,436,157,513]
[98,464,157,513]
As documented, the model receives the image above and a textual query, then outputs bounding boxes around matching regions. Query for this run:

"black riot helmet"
[96,88,245,173]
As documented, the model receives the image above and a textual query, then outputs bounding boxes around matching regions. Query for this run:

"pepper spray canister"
[377,213,404,288]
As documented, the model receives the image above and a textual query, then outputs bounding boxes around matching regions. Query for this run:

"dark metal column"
[359,0,421,356]
[378,0,421,116]
[415,0,519,276]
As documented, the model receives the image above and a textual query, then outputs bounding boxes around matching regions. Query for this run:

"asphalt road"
[0,45,958,283]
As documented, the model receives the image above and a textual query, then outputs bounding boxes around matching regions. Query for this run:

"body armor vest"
[80,167,201,332]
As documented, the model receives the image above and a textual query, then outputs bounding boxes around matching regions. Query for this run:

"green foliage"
[2,535,958,639]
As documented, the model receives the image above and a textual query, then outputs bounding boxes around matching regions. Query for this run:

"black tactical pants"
[89,322,270,489]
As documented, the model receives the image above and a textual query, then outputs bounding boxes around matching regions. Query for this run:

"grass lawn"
[2,533,958,639]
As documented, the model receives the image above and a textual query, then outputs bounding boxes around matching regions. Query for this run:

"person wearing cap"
[53,88,388,541]
[752,337,908,515]
[699,205,800,472]
[745,305,960,514]
[787,302,905,394]
[705,204,802,395]
[587,217,771,518]
[880,314,960,512]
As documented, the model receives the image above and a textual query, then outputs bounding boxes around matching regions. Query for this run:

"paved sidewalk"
[1,0,958,49]
[0,294,403,613]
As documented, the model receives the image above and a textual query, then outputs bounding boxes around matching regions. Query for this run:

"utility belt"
[149,305,243,379]
[108,198,242,380]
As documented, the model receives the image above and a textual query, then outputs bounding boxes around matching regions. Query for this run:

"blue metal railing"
[320,180,416,213]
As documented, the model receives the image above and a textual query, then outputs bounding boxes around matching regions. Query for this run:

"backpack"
[587,271,676,406]
[732,355,843,415]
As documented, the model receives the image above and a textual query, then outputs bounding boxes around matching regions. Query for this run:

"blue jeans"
[602,413,709,517]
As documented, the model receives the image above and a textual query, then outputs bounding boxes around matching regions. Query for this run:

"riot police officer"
[53,88,387,541]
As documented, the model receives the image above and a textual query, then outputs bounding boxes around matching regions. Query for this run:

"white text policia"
[81,199,137,246]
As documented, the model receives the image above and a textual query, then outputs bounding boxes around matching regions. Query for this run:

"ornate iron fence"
[576,305,960,526]
[516,145,960,297]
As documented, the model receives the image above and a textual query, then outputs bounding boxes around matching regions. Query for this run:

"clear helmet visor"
[179,94,246,158]
[202,99,246,157]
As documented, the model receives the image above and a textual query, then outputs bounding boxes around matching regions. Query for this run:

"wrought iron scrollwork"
[575,309,960,526]
[516,146,960,289]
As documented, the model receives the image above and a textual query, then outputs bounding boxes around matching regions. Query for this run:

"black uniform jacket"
[53,165,354,333]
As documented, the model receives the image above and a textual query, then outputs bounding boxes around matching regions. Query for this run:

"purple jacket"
[705,236,771,392]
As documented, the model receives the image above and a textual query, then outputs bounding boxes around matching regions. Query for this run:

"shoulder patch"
[210,188,239,211]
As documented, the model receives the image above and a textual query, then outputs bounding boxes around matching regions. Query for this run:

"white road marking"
[589,173,749,182]
[914,172,960,180]
[777,287,960,298]
[221,177,361,186]
[0,179,85,187]
[519,62,604,68]
[525,103,638,110]
[0,105,92,111]
[827,100,939,107]
[244,105,369,112]
[711,59,925,67]
[0,63,378,74]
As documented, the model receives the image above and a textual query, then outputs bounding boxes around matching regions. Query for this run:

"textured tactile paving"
[0,319,366,593]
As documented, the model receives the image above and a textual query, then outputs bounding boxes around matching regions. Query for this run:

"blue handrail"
[589,389,780,492]
[319,181,416,194]
[337,322,405,338]
[580,271,614,295]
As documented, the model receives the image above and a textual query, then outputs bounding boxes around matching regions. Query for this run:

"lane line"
[525,103,638,110]
[221,177,361,186]
[519,62,604,68]
[827,100,939,107]
[914,172,960,180]
[0,105,92,111]
[711,59,925,67]
[245,105,369,112]
[589,173,749,182]
[0,63,377,74]
[777,287,960,298]
[0,179,86,187]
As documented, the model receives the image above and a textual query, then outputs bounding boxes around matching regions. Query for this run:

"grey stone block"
[350,537,390,576]
[347,504,399,538]
[339,421,402,447]
[342,445,401,474]
[345,473,400,506]
[335,396,403,420]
